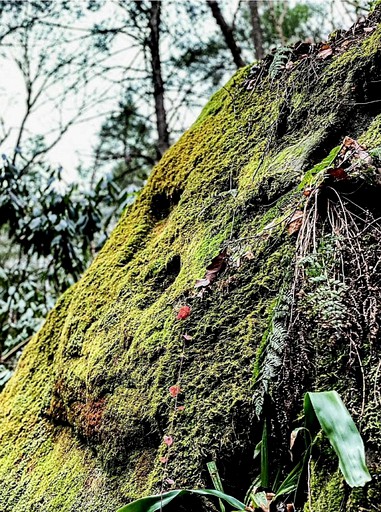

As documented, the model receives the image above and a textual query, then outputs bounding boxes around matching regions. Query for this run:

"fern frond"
[269,47,291,79]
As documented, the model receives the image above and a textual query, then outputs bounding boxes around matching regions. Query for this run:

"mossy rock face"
[1,10,381,512]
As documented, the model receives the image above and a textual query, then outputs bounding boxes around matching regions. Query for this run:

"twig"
[352,342,366,424]
[1,336,31,363]
[374,360,381,407]
[346,99,381,105]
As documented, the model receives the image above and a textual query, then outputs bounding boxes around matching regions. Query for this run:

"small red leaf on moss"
[159,457,168,463]
[303,187,314,197]
[183,333,193,341]
[164,435,173,447]
[177,306,191,320]
[169,385,181,398]
[177,406,185,411]
[327,167,348,180]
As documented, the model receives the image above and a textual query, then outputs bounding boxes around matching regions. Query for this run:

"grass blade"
[261,420,269,488]
[274,459,303,498]
[207,461,225,512]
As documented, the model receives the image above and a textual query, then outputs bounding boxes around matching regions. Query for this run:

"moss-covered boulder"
[1,9,381,512]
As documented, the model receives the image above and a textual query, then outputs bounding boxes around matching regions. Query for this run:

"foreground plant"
[117,391,371,512]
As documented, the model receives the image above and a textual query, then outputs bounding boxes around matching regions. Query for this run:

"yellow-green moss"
[359,114,381,148]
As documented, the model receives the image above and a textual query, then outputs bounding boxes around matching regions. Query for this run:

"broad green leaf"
[116,488,245,512]
[304,391,371,488]
[308,145,341,175]
[298,144,341,189]
[117,491,182,512]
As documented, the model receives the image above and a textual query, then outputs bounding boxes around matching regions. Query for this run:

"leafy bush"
[0,156,131,380]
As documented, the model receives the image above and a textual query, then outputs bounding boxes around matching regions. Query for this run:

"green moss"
[304,465,344,512]
[1,10,381,511]
[305,461,381,512]
[359,114,381,148]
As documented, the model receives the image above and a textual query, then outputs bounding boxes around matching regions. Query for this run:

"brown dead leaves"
[244,12,377,91]
[317,43,333,60]
[286,210,304,235]
[339,136,373,164]
[195,250,227,289]
[325,137,374,182]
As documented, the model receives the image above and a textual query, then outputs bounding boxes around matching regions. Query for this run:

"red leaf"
[177,306,191,320]
[159,457,168,463]
[169,385,181,398]
[163,435,173,447]
[327,167,348,180]
[303,187,314,197]
[177,406,185,411]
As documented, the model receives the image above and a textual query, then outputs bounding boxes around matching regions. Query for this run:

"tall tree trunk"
[248,0,265,60]
[148,1,170,158]
[206,0,246,68]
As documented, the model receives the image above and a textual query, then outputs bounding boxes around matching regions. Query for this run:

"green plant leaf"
[116,489,246,512]
[309,145,341,175]
[207,461,225,512]
[253,440,262,459]
[244,474,261,505]
[304,390,371,488]
[274,459,303,497]
[260,420,269,488]
[250,490,268,508]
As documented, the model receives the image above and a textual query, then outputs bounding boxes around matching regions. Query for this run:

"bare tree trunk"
[206,0,246,68]
[248,0,264,60]
[148,1,170,158]
[268,0,287,45]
